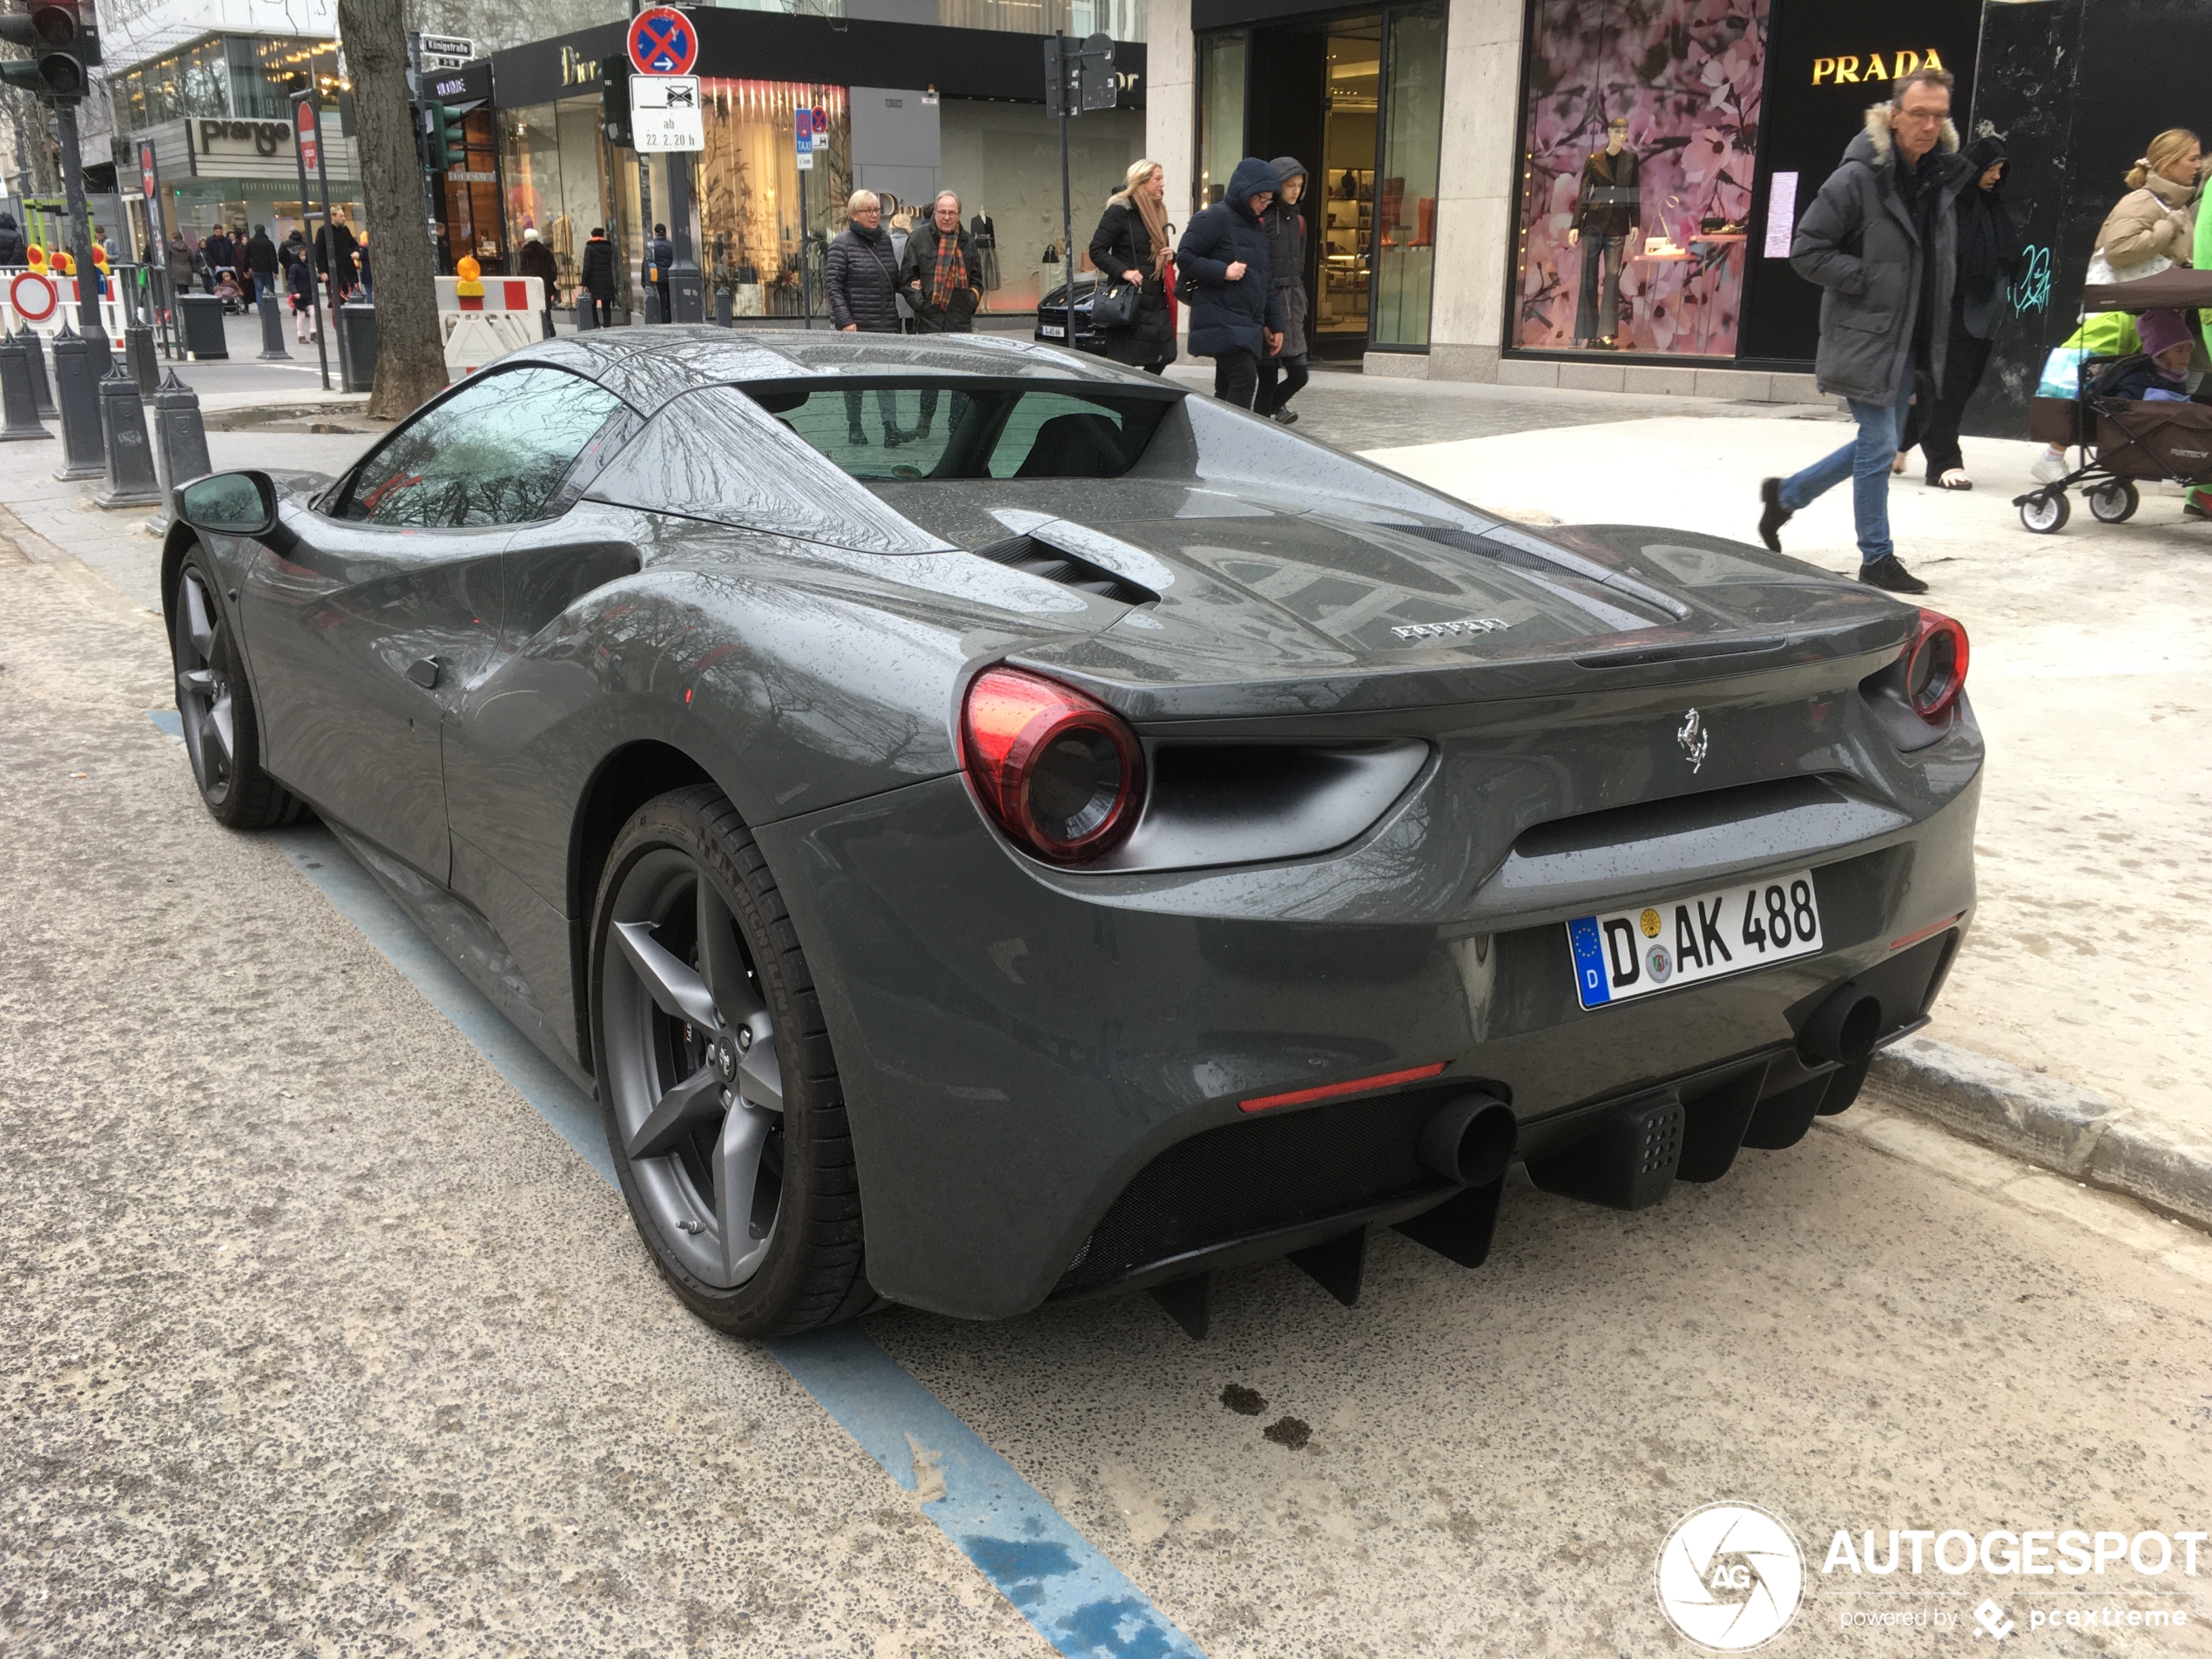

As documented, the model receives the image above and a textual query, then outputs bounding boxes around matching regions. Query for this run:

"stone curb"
[1871,1035,2212,1232]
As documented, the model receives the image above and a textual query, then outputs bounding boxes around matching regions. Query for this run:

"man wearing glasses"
[897,190,983,442]
[1758,69,1965,595]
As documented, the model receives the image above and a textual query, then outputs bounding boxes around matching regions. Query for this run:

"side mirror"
[178,470,277,537]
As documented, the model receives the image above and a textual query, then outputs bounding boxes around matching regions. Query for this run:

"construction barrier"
[435,274,545,374]
[1,268,127,350]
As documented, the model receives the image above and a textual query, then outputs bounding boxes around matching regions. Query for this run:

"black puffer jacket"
[0,216,25,265]
[826,220,903,333]
[1087,196,1175,368]
[1260,155,1310,360]
[1175,156,1285,358]
[1791,104,1965,402]
[579,235,617,299]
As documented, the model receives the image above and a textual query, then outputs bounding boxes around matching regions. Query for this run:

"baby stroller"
[212,266,246,314]
[2016,267,2212,532]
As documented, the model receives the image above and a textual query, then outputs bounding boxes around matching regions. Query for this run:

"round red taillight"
[1905,609,1970,722]
[961,666,1145,863]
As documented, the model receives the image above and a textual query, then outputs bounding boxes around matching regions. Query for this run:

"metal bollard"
[92,364,165,508]
[126,316,160,393]
[49,322,106,479]
[256,293,292,361]
[146,368,212,535]
[0,331,53,442]
[715,287,733,327]
[22,327,56,419]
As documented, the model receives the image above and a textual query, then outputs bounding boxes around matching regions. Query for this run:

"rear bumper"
[757,765,1979,1320]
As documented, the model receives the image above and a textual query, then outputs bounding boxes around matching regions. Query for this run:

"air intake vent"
[970,533,1158,607]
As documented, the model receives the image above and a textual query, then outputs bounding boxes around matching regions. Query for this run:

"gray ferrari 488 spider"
[165,328,1979,1338]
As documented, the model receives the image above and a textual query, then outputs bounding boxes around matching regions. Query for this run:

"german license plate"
[1039,325,1066,337]
[1568,872,1824,1009]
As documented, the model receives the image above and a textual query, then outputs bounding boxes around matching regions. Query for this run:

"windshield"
[743,379,1175,483]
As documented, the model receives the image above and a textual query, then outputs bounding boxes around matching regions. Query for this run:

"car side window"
[338,367,625,529]
[986,391,1140,479]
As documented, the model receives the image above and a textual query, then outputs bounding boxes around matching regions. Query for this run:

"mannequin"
[1569,116,1642,347]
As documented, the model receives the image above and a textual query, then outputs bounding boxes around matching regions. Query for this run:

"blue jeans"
[1779,361,1916,563]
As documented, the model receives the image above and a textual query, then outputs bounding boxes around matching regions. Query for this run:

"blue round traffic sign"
[628,7,697,76]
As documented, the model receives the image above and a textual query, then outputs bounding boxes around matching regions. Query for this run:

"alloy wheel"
[173,568,236,804]
[601,847,784,1288]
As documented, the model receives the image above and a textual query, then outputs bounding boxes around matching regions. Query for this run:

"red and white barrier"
[434,274,545,373]
[1,268,127,349]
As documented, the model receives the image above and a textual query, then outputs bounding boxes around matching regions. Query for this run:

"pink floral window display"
[1514,0,1770,356]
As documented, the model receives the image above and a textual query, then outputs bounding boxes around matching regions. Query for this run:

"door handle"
[406,656,442,689]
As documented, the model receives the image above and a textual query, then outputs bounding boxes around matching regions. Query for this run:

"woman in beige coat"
[2092,128,2200,278]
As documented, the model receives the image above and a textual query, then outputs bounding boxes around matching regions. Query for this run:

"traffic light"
[0,1,98,99]
[599,55,631,148]
[428,101,468,169]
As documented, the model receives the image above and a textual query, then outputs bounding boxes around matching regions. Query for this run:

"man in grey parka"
[1758,68,1966,594]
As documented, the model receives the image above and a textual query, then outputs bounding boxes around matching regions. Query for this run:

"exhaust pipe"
[1798,982,1883,1069]
[1416,1093,1517,1188]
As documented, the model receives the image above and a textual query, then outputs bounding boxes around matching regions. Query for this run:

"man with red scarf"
[897,190,981,440]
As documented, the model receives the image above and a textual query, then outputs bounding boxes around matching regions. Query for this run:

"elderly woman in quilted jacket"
[826,188,907,446]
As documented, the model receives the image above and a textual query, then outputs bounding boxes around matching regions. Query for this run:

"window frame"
[320,364,636,530]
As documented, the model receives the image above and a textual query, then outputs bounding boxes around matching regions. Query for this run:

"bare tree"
[337,0,448,417]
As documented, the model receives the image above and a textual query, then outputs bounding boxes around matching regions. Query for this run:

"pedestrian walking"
[1900,134,2017,490]
[0,212,25,265]
[316,207,360,306]
[579,226,617,328]
[645,222,673,321]
[164,233,195,303]
[202,225,235,294]
[1175,156,1285,409]
[286,232,319,342]
[518,226,558,336]
[1757,69,1966,595]
[898,191,981,442]
[1087,158,1177,374]
[826,190,907,446]
[2032,128,2200,483]
[245,224,278,305]
[1256,156,1311,422]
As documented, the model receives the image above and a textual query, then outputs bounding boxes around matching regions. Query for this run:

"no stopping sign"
[10,268,58,325]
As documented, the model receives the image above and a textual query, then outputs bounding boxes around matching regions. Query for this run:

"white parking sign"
[630,74,705,152]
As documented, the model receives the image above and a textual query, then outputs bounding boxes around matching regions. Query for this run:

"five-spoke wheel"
[591,786,872,1334]
[168,555,299,828]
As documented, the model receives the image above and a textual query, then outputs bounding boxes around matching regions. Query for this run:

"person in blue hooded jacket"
[1175,156,1285,408]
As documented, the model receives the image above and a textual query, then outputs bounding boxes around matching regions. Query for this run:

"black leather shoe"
[1271,408,1299,425]
[1757,477,1793,551]
[846,426,868,446]
[883,428,904,448]
[1858,554,1930,594]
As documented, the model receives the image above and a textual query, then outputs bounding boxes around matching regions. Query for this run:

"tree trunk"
[335,0,448,419]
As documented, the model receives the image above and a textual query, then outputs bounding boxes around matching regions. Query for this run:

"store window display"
[1569,117,1639,347]
[1515,0,1768,357]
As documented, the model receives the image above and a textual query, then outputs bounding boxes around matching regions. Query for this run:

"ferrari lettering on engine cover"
[1391,617,1510,640]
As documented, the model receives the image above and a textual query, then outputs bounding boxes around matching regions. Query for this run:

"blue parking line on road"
[769,1325,1206,1659]
[154,702,1206,1659]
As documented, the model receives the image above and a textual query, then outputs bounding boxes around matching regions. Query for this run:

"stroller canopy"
[2081,267,2212,313]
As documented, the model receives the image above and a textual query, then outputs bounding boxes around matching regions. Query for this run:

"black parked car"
[163,328,1980,1339]
[1034,271,1104,354]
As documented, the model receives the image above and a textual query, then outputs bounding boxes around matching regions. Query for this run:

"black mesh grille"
[971,533,1158,607]
[1054,1085,1460,1295]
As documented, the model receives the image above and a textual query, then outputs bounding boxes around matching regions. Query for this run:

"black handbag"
[1091,280,1141,330]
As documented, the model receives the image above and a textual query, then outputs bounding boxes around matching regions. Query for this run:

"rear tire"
[2020,490,2070,534]
[589,786,875,1337]
[169,550,303,829]
[2087,479,2139,523]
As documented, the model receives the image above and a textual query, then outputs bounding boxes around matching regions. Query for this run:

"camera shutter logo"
[1656,1502,1804,1651]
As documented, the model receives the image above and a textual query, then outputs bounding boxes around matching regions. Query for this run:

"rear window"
[744,380,1173,482]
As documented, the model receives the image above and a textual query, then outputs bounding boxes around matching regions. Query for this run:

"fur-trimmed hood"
[1858,102,1961,165]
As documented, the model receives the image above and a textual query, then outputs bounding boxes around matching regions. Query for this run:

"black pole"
[1057,35,1074,348]
[53,100,100,335]
[799,158,811,328]
[291,91,331,390]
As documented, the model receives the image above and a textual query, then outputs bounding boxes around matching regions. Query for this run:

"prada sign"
[1811,48,1948,86]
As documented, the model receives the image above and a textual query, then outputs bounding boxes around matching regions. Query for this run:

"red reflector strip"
[1239,1062,1448,1114]
[1889,912,1966,953]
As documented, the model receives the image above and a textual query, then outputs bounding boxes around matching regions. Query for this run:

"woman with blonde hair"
[2032,127,2202,482]
[1086,157,1177,372]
